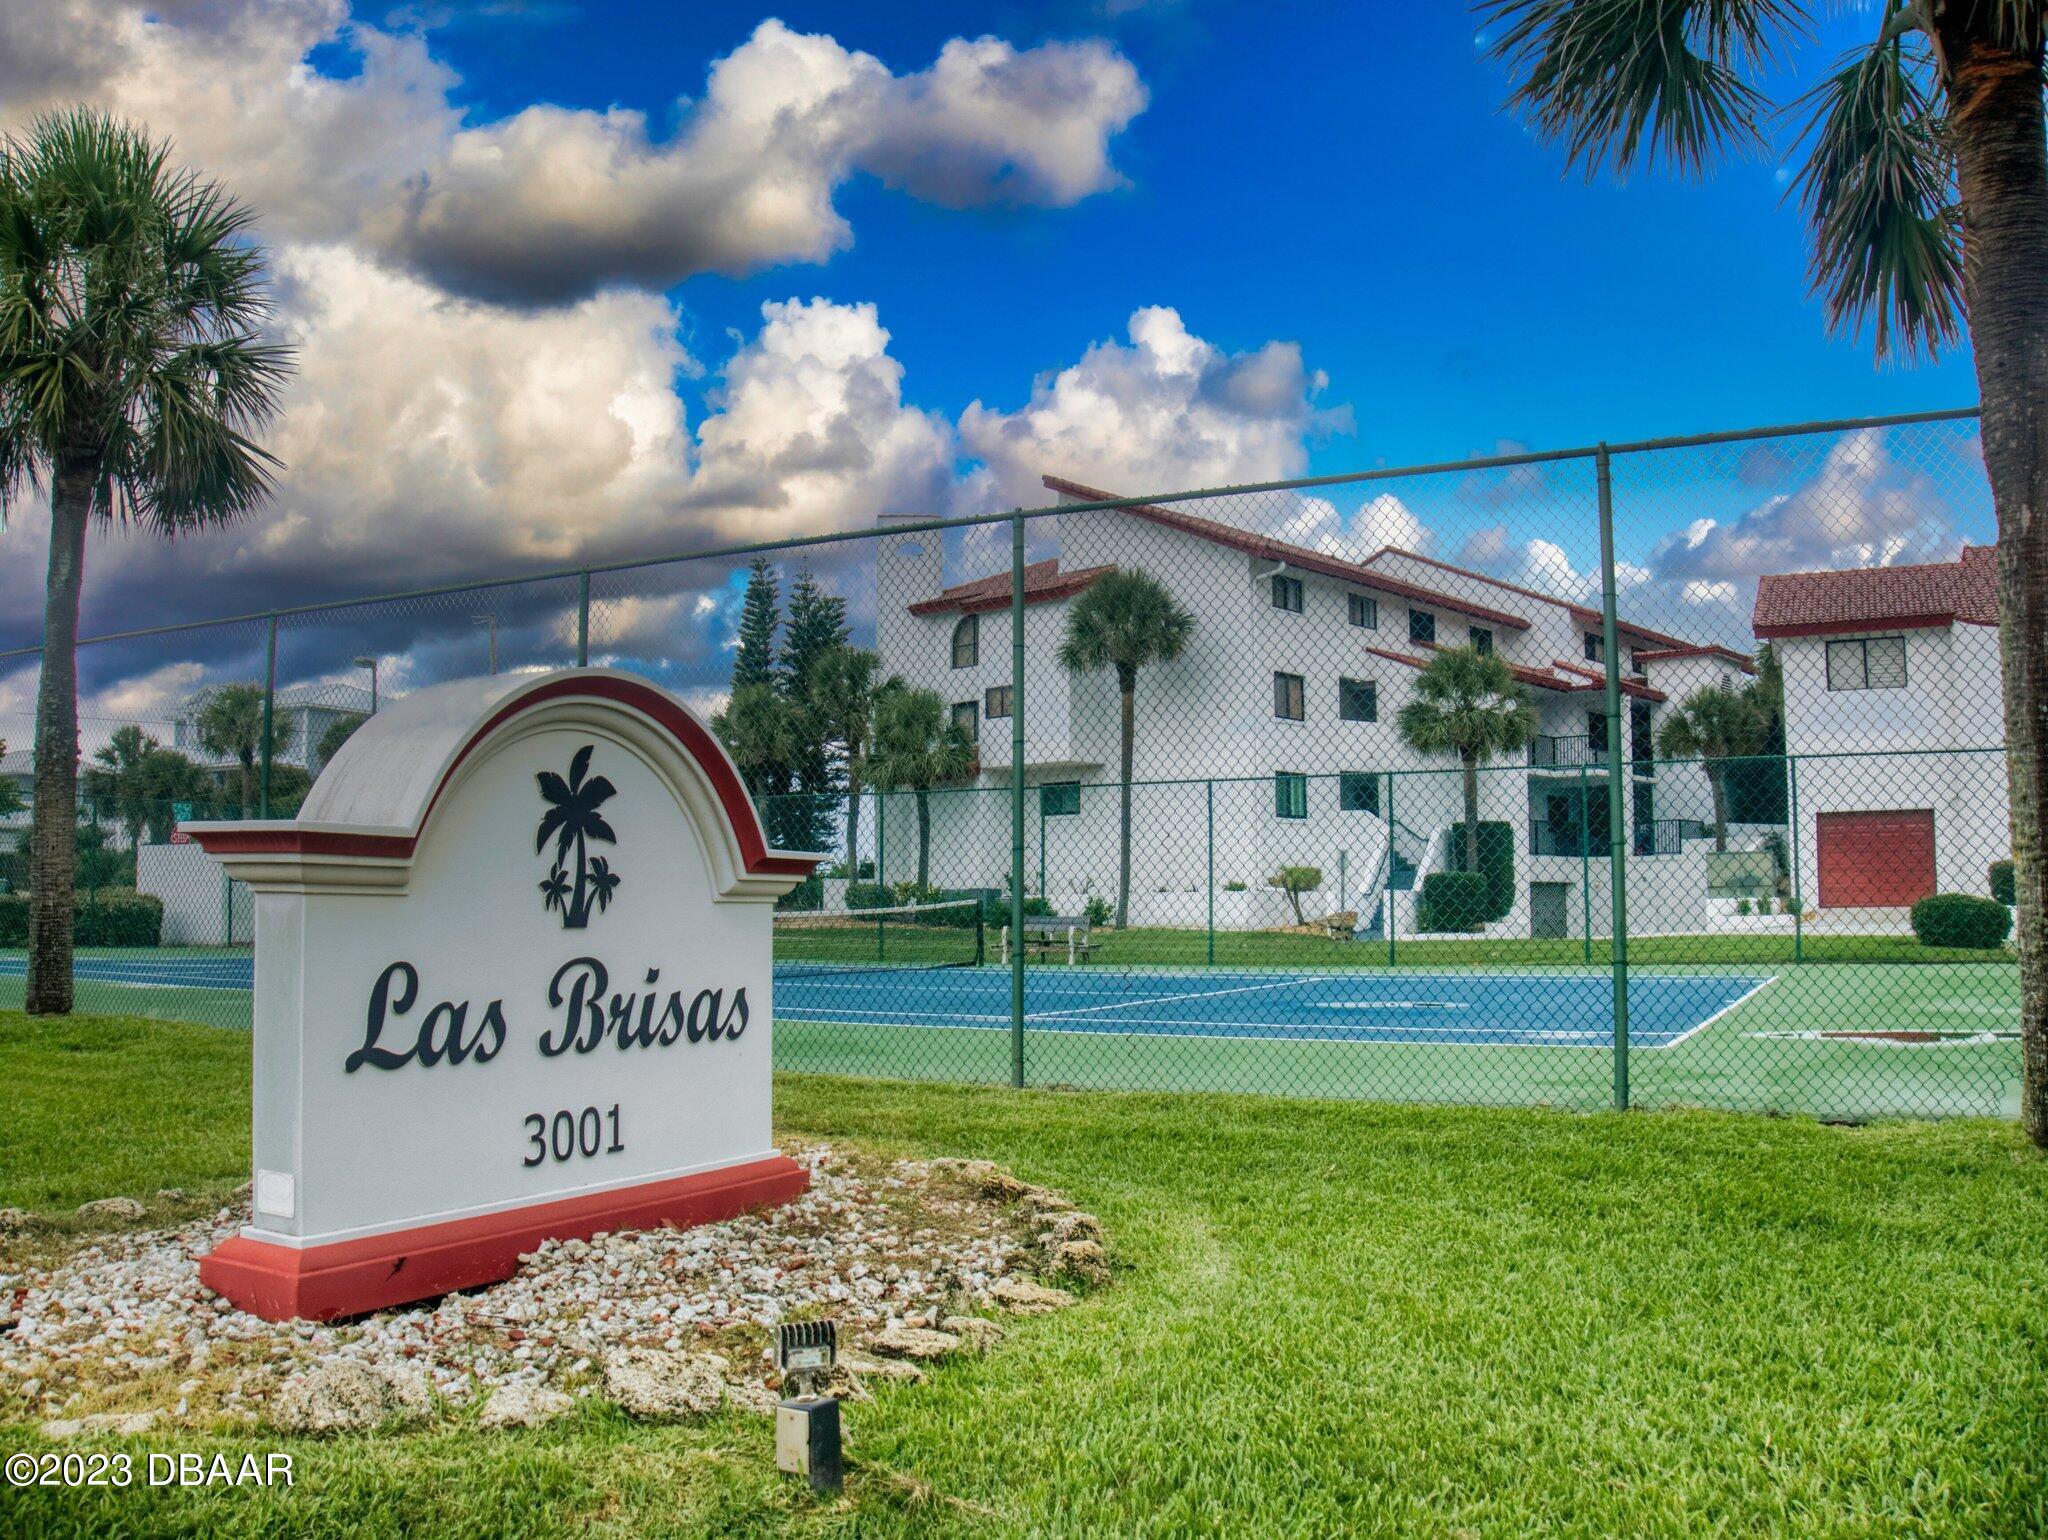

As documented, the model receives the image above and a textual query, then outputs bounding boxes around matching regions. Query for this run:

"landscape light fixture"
[773,1320,842,1494]
[353,656,379,712]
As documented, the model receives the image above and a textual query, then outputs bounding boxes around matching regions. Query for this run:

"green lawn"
[3,1011,2046,1537]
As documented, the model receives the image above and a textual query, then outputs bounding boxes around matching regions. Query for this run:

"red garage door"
[1816,810,1936,909]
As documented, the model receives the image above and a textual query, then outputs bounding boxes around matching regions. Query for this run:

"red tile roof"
[1040,476,1532,630]
[1751,545,1998,638]
[905,558,1114,617]
[1630,645,1756,673]
[1362,645,1666,702]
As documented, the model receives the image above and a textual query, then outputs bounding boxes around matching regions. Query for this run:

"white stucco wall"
[138,841,251,945]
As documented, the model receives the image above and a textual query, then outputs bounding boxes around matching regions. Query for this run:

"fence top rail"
[0,404,1980,661]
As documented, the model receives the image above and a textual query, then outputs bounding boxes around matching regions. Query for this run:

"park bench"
[1000,914,1097,964]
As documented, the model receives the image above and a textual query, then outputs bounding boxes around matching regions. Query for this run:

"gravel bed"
[0,1145,1063,1424]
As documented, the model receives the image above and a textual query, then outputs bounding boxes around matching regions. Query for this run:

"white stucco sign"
[190,670,823,1320]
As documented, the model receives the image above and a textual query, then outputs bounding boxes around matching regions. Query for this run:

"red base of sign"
[199,1155,810,1322]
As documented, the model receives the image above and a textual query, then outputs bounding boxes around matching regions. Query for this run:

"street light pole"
[474,614,498,675]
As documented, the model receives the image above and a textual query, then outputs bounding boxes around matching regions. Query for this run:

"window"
[1469,626,1493,655]
[1348,593,1379,629]
[1273,671,1306,721]
[1270,574,1304,613]
[951,701,979,741]
[1630,701,1655,773]
[1408,609,1436,645]
[1338,677,1378,722]
[1039,781,1080,816]
[1583,631,1603,662]
[1629,647,1647,676]
[985,685,1013,719]
[1825,636,1908,691]
[1587,709,1608,754]
[1274,771,1308,820]
[1339,771,1381,815]
[950,615,979,669]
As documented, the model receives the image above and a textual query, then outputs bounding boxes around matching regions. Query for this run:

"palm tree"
[804,647,886,875]
[2,109,290,1014]
[1396,646,1538,873]
[535,745,619,929]
[1056,570,1195,929]
[1476,0,2048,1142]
[80,725,162,856]
[314,713,368,774]
[196,685,297,817]
[864,687,976,894]
[1655,686,1769,855]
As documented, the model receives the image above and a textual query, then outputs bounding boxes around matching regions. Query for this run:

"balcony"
[1634,818,1711,857]
[1528,734,1601,770]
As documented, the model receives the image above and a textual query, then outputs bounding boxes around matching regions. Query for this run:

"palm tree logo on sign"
[535,745,622,928]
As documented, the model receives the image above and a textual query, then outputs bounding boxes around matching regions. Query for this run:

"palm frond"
[1788,35,1962,363]
[1481,0,1809,177]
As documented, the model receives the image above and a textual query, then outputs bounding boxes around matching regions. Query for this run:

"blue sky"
[0,1,1990,727]
[394,0,1973,467]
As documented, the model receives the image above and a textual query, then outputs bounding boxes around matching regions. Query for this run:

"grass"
[3,1010,2046,1536]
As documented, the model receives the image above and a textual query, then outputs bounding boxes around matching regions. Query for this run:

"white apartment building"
[871,477,1752,936]
[169,682,376,781]
[1753,546,2007,911]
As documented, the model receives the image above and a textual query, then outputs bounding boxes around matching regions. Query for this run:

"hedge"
[1446,821,1515,923]
[1417,870,1490,933]
[1990,859,2015,907]
[775,875,824,913]
[845,883,984,927]
[1909,893,2013,951]
[0,889,164,947]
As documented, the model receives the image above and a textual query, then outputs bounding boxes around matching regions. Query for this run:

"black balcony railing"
[1635,818,1712,857]
[1528,734,1600,769]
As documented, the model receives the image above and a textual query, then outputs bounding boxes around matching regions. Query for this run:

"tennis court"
[0,947,1770,1049]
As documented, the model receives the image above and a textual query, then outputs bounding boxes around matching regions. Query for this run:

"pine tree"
[777,565,852,853]
[731,558,780,692]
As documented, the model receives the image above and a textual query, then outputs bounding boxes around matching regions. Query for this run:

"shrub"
[1083,895,1112,928]
[1222,880,1247,892]
[1735,899,1751,917]
[1990,859,2015,907]
[845,882,893,910]
[0,889,162,947]
[775,875,824,912]
[1417,870,1490,933]
[1910,893,2013,951]
[1446,822,1514,923]
[1268,865,1323,925]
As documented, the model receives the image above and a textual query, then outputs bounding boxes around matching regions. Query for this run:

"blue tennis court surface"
[1,955,1773,1048]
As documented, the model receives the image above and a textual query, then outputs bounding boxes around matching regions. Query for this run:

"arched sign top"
[193,669,824,900]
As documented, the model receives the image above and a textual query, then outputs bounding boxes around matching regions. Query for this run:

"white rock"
[38,1410,160,1438]
[478,1383,575,1430]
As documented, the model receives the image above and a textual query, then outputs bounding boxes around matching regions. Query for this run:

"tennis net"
[771,899,986,978]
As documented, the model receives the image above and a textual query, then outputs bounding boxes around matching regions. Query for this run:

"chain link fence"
[0,407,2017,1119]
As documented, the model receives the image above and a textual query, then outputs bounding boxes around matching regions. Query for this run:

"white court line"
[779,1005,1674,1047]
[1656,974,1778,1048]
[1026,975,1324,1022]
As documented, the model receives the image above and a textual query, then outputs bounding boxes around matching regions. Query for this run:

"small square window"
[1469,626,1493,655]
[951,701,979,741]
[1348,593,1378,629]
[1039,781,1080,816]
[950,615,979,669]
[1583,631,1603,663]
[984,685,1013,719]
[1825,636,1909,691]
[1408,610,1436,645]
[1273,671,1306,721]
[1274,771,1307,820]
[1271,574,1304,613]
[1338,772,1380,815]
[1338,678,1377,722]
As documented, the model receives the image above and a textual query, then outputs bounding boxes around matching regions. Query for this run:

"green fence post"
[1038,796,1047,898]
[1386,773,1398,969]
[258,613,278,819]
[576,570,591,667]
[1009,508,1027,1090]
[876,795,886,888]
[1579,758,1592,965]
[1596,444,1631,1110]
[1205,779,1216,967]
[1788,754,1804,963]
